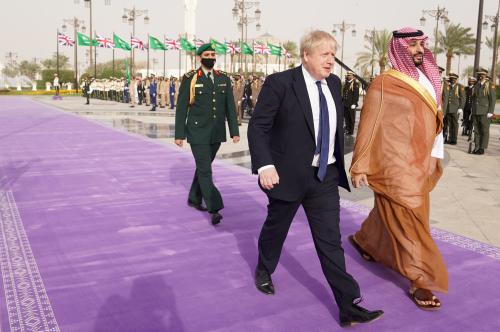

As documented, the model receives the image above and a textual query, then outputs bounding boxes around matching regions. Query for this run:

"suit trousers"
[189,143,223,213]
[343,106,356,134]
[473,114,490,149]
[257,164,361,309]
[445,113,459,143]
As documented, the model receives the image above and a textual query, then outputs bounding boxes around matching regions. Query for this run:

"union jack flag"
[58,32,75,47]
[164,38,180,50]
[131,36,145,50]
[282,47,292,58]
[253,42,270,55]
[225,41,240,55]
[96,34,114,48]
[193,38,205,48]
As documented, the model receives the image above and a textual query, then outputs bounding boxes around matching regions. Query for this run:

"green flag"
[268,43,282,56]
[210,39,227,54]
[180,37,196,51]
[125,58,130,83]
[149,35,166,50]
[77,32,98,46]
[241,42,253,55]
[113,33,131,51]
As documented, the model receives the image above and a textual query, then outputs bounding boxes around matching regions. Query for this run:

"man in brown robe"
[349,27,448,310]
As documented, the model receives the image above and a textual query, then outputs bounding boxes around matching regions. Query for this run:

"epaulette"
[215,69,228,77]
[184,69,196,79]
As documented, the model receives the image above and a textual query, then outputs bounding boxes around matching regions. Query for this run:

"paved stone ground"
[35,95,500,247]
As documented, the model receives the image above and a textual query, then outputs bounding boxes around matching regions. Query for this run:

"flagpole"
[178,35,181,78]
[74,20,79,93]
[147,34,150,77]
[224,39,227,72]
[94,30,97,78]
[265,54,268,76]
[112,33,115,78]
[56,29,60,78]
[163,34,166,77]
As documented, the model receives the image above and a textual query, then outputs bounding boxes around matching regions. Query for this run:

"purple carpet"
[0,97,499,332]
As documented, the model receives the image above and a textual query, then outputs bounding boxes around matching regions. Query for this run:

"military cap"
[477,67,488,75]
[196,43,215,56]
[448,73,458,79]
[468,76,477,82]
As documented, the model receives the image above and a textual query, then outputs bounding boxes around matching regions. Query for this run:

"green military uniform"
[175,67,239,213]
[442,74,465,144]
[472,77,496,152]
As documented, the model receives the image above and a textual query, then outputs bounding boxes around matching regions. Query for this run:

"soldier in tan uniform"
[232,74,244,125]
[129,76,136,108]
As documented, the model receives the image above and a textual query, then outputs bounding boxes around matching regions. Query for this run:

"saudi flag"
[77,32,98,46]
[268,43,282,56]
[180,38,196,51]
[241,42,253,55]
[149,35,166,50]
[114,34,131,51]
[210,39,227,54]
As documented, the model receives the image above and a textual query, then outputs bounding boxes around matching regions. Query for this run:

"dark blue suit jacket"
[248,65,350,201]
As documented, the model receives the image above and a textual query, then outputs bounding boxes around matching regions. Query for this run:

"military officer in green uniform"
[472,68,496,155]
[174,43,240,225]
[442,72,465,145]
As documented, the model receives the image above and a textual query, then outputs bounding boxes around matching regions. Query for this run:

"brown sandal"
[348,235,375,262]
[408,288,441,311]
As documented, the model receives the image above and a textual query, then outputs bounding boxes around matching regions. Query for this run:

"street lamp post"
[332,21,356,78]
[62,18,86,93]
[122,6,150,76]
[74,0,111,77]
[232,0,261,74]
[484,1,500,86]
[420,6,449,63]
[364,28,379,77]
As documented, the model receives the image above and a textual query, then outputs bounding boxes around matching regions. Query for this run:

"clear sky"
[0,0,498,78]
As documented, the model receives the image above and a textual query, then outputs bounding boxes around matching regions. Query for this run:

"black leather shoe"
[473,148,484,155]
[339,304,384,327]
[255,266,274,295]
[187,200,208,211]
[450,141,457,145]
[210,212,222,225]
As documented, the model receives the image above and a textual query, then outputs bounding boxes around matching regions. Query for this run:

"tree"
[354,29,392,79]
[1,63,19,78]
[18,60,41,80]
[282,40,298,59]
[41,53,70,70]
[437,23,475,75]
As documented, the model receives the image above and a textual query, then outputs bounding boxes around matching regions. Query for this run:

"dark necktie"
[207,72,214,87]
[315,80,330,182]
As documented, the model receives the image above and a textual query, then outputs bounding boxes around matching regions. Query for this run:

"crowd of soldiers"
[81,76,181,112]
[81,73,264,120]
[440,66,496,155]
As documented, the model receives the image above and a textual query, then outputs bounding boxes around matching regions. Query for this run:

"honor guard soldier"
[462,77,476,136]
[442,72,465,144]
[472,68,496,155]
[174,43,240,225]
[342,71,360,135]
[150,75,158,112]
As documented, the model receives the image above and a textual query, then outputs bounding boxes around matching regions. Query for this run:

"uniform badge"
[218,83,227,87]
[195,84,204,87]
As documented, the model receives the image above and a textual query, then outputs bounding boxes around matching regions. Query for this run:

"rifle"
[334,57,369,90]
[467,112,474,154]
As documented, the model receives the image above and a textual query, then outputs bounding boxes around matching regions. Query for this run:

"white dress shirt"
[302,65,337,166]
[417,68,443,159]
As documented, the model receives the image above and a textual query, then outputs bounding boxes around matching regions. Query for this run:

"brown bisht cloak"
[350,69,448,293]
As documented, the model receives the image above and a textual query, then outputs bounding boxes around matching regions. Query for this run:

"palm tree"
[485,34,500,82]
[437,23,475,75]
[354,29,392,79]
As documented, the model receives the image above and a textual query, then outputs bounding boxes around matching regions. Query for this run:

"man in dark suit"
[175,43,240,225]
[247,30,383,327]
[342,71,360,135]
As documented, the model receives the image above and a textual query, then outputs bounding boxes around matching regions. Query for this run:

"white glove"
[458,109,463,116]
[351,105,356,109]
[487,113,494,118]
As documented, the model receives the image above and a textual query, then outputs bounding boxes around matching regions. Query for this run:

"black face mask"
[201,58,216,69]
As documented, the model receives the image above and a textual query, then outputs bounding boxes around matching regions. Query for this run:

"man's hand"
[259,167,280,190]
[351,173,369,189]
[174,139,184,147]
[232,136,240,143]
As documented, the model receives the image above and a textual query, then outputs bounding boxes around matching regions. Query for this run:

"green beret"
[196,43,215,56]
